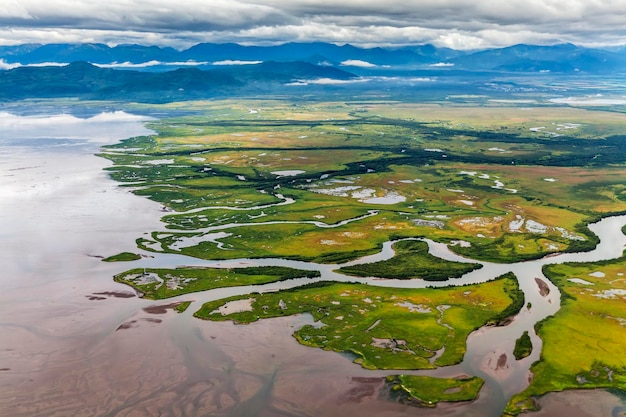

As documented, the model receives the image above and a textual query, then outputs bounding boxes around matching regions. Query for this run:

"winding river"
[126,197,626,416]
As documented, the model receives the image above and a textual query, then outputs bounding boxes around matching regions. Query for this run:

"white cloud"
[95,60,208,68]
[340,59,376,67]
[429,62,454,67]
[212,60,263,65]
[0,59,20,69]
[0,59,69,69]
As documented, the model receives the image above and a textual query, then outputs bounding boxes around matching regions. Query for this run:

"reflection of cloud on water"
[0,111,154,144]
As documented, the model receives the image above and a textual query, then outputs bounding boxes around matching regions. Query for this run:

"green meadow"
[388,375,485,406]
[115,266,320,299]
[195,275,522,370]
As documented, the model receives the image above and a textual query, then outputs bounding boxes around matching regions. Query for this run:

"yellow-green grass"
[147,211,442,262]
[448,163,626,214]
[513,331,533,360]
[174,301,192,313]
[114,266,320,299]
[504,257,626,415]
[103,100,626,263]
[336,240,481,281]
[355,104,626,138]
[162,190,372,230]
[388,375,484,406]
[194,275,522,369]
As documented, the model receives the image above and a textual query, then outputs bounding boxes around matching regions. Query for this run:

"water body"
[1,109,624,417]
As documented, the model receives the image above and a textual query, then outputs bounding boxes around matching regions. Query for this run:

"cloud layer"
[1,0,625,49]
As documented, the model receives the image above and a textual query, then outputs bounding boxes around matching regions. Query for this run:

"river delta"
[1,100,625,417]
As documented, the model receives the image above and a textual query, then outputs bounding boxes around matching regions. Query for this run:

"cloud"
[212,60,263,65]
[429,62,455,67]
[0,59,69,69]
[286,76,434,86]
[340,59,376,67]
[95,60,208,68]
[0,1,625,49]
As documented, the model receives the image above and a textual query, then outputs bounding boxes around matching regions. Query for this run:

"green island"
[504,256,626,415]
[387,375,485,406]
[173,301,192,313]
[195,275,522,370]
[99,99,626,410]
[102,252,142,262]
[336,240,482,280]
[114,266,320,299]
[513,331,533,360]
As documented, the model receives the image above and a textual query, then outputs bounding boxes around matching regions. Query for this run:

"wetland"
[2,96,626,417]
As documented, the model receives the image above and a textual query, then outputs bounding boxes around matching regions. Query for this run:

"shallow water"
[1,109,624,417]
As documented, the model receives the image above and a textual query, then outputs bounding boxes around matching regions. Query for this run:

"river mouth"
[2,108,626,417]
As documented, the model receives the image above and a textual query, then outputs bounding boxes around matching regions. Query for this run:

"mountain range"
[1,42,625,102]
[0,60,357,101]
[2,42,625,73]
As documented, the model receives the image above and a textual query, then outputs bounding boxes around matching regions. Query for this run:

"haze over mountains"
[2,42,625,73]
[1,42,625,102]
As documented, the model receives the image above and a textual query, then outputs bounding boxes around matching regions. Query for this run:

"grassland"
[102,252,142,262]
[101,101,626,264]
[336,240,481,280]
[504,256,626,415]
[195,275,522,370]
[513,331,533,360]
[114,266,320,300]
[388,375,485,406]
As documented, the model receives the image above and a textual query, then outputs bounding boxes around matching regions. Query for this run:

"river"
[0,107,624,417]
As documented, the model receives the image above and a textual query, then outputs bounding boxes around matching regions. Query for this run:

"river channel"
[1,107,624,417]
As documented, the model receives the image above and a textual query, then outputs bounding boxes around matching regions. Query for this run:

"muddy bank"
[528,389,625,417]
[534,278,550,297]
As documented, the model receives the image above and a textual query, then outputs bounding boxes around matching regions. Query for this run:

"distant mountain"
[1,42,625,76]
[0,60,356,101]
[450,43,626,73]
[0,42,453,68]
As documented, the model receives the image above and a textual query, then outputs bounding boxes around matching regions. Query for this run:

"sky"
[1,0,626,50]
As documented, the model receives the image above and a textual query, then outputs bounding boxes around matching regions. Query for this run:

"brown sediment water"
[1,110,625,417]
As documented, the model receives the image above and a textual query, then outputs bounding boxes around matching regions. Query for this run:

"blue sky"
[1,0,625,49]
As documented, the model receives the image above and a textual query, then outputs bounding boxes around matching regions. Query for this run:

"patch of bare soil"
[535,278,550,297]
[340,377,384,403]
[142,301,187,314]
[116,318,163,331]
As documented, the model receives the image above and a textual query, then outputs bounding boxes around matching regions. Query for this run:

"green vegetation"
[102,101,626,265]
[388,375,484,406]
[336,240,481,281]
[485,272,525,326]
[114,265,320,300]
[195,275,523,370]
[174,301,192,313]
[513,331,532,360]
[102,252,142,262]
[505,256,626,415]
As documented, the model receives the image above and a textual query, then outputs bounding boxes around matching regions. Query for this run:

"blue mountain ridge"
[1,42,624,73]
